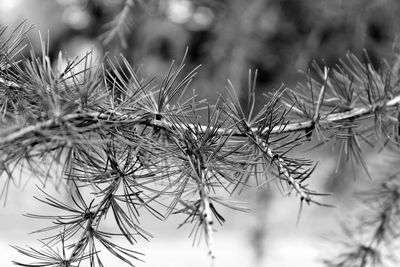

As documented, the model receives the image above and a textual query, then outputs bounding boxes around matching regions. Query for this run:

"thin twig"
[313,67,329,122]
[200,187,216,266]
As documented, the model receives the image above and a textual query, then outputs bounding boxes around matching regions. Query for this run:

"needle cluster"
[1,23,400,267]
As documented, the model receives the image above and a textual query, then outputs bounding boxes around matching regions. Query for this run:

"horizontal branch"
[1,94,400,145]
[0,113,93,144]
[263,94,400,134]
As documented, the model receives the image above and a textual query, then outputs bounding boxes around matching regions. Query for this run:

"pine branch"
[200,187,216,265]
[3,22,400,267]
[100,0,137,48]
[2,91,400,145]
[323,173,400,267]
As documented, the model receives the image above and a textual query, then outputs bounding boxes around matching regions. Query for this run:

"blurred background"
[1,0,400,266]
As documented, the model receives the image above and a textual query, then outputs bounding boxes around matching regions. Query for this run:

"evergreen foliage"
[2,20,400,267]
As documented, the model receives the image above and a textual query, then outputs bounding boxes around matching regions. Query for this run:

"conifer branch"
[324,173,400,267]
[2,91,400,146]
[101,0,137,48]
[200,186,217,265]
[3,22,400,267]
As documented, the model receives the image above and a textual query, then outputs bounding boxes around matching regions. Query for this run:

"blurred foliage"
[2,0,400,103]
